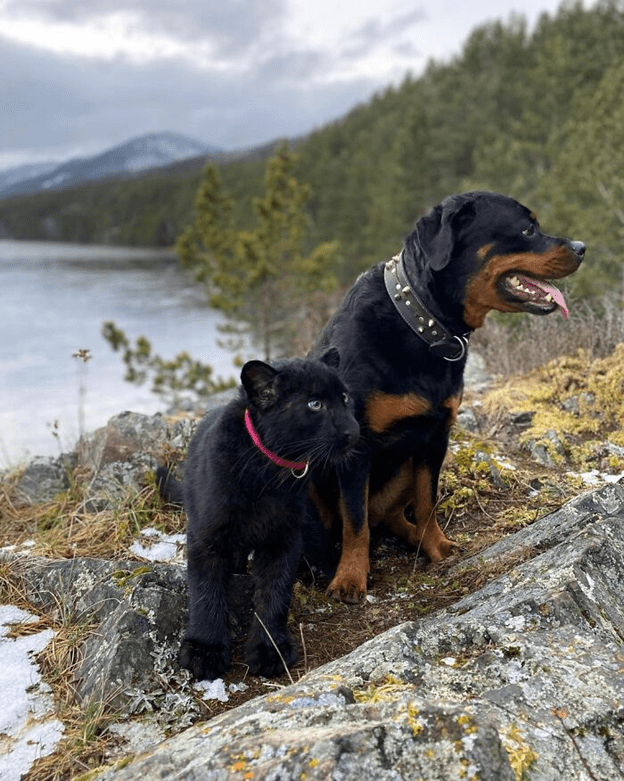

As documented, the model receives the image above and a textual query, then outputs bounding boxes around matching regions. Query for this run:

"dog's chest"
[364,388,461,437]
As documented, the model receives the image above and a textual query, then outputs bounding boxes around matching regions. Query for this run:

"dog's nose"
[570,240,585,259]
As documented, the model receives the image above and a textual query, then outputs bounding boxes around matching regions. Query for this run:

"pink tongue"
[520,276,569,319]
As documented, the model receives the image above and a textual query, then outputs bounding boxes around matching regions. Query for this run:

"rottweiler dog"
[308,191,585,603]
[158,349,359,679]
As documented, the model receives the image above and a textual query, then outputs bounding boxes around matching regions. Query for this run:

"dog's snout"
[570,240,585,259]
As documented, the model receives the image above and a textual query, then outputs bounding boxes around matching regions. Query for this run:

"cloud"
[0,0,566,169]
[0,28,378,165]
[340,7,427,58]
[2,0,287,53]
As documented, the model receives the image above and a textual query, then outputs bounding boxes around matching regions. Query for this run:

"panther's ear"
[413,196,476,271]
[241,361,278,407]
[319,347,340,370]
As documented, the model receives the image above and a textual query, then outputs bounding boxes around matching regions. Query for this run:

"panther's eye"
[522,225,535,237]
[308,399,323,411]
[342,393,350,405]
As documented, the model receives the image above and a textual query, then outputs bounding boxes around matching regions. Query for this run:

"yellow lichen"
[404,702,426,737]
[353,675,410,703]
[501,725,539,780]
[482,344,624,473]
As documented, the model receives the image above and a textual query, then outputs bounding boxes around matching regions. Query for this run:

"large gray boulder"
[73,479,624,779]
[75,410,198,510]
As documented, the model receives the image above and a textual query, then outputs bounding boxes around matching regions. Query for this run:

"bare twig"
[253,612,295,685]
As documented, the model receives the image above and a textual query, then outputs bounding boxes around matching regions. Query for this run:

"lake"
[0,240,238,468]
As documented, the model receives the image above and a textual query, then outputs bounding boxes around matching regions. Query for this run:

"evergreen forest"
[2,0,624,299]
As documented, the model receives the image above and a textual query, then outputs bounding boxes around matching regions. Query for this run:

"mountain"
[0,162,59,192]
[0,132,222,200]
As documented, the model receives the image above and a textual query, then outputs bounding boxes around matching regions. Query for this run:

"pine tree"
[177,142,339,361]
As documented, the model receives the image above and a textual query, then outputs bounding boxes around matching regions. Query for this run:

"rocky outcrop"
[4,480,624,779]
[13,411,199,508]
[13,384,239,508]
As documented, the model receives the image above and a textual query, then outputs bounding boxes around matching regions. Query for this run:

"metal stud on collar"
[384,254,470,362]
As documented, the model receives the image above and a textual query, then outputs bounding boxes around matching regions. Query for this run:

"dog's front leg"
[409,444,457,562]
[245,528,302,678]
[179,546,232,680]
[327,464,370,603]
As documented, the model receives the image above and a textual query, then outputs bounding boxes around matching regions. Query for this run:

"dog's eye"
[308,399,323,411]
[342,393,350,406]
[522,225,535,237]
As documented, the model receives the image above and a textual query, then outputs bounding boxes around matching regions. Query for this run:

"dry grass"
[472,296,624,379]
[1,474,185,561]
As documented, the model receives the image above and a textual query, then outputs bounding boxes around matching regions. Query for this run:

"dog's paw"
[422,534,459,563]
[179,639,231,681]
[326,573,367,603]
[244,636,298,678]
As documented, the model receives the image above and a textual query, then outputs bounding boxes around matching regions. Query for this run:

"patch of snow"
[138,526,162,538]
[570,470,624,486]
[0,162,57,190]
[130,528,186,563]
[0,539,36,555]
[194,678,229,702]
[41,172,72,189]
[0,605,64,781]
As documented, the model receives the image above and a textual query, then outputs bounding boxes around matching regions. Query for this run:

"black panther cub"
[158,348,359,680]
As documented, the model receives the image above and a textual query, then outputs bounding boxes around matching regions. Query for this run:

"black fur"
[309,191,585,603]
[160,349,359,680]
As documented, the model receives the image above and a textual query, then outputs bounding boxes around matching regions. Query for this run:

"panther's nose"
[343,422,360,450]
[570,240,585,260]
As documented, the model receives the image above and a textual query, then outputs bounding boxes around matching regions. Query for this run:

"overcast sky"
[0,0,574,171]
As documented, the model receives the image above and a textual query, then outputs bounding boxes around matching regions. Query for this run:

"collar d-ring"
[290,463,310,479]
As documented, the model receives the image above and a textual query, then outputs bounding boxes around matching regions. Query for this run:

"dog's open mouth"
[502,274,569,318]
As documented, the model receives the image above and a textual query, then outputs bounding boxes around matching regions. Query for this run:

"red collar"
[244,408,309,478]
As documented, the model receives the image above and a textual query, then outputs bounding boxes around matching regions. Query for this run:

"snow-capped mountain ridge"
[0,132,222,200]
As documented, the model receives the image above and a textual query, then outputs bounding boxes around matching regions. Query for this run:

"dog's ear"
[319,347,340,370]
[241,361,278,407]
[414,195,476,271]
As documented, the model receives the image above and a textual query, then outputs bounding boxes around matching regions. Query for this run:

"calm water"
[0,240,237,467]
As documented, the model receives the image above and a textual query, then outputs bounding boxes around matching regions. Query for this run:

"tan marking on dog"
[463,247,582,329]
[309,483,335,532]
[410,466,457,562]
[368,460,457,561]
[366,391,432,434]
[327,487,370,603]
[477,243,494,260]
[443,393,463,429]
[368,459,413,528]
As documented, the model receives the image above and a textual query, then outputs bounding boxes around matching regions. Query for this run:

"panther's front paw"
[244,636,298,678]
[179,638,231,681]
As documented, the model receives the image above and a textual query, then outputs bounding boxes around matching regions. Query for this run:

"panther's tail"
[155,465,184,507]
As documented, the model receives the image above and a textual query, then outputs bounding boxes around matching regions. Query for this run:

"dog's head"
[405,191,585,329]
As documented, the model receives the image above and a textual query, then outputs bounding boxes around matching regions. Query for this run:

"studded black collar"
[383,253,470,362]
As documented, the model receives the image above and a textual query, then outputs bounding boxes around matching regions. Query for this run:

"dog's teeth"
[545,293,553,302]
[510,276,520,287]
